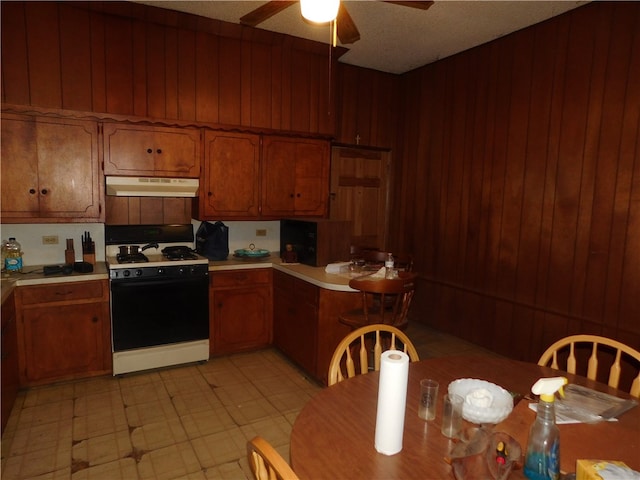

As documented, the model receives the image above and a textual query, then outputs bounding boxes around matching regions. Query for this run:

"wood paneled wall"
[1,1,336,135]
[334,64,401,148]
[395,2,640,361]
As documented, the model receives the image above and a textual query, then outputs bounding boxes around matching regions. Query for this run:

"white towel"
[325,261,351,273]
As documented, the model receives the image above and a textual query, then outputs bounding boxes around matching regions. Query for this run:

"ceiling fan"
[240,1,434,45]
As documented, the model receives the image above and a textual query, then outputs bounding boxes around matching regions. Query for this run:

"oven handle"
[110,275,208,288]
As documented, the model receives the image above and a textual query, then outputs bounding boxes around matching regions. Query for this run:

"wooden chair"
[328,324,420,386]
[538,334,640,398]
[247,436,299,480]
[339,271,418,331]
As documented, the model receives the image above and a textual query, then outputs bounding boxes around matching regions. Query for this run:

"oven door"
[110,274,209,352]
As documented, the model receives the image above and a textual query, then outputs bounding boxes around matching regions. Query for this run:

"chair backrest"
[328,324,420,386]
[247,436,299,480]
[538,334,640,398]
[350,247,414,272]
[347,272,417,328]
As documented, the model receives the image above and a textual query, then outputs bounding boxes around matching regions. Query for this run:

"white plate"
[448,378,514,424]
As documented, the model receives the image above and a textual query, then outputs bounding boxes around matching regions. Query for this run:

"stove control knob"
[123,270,131,277]
[178,267,186,275]
[135,269,143,277]
[157,267,165,275]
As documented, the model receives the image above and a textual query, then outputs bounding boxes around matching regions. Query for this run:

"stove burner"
[117,253,149,264]
[161,246,198,261]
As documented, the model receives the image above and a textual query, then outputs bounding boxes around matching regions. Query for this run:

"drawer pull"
[92,316,99,323]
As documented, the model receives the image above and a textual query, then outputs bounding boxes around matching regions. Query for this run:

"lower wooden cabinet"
[273,270,360,385]
[15,280,111,386]
[2,290,19,434]
[210,269,273,355]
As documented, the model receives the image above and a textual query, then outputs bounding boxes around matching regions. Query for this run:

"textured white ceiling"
[133,1,588,74]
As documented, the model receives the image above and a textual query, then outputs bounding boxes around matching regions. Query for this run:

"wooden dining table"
[290,355,640,479]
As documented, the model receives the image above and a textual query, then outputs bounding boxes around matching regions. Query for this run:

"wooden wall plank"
[177,28,196,120]
[218,36,242,125]
[1,2,30,104]
[146,23,166,119]
[104,14,133,114]
[132,19,148,117]
[58,4,93,110]
[25,2,62,107]
[195,30,219,123]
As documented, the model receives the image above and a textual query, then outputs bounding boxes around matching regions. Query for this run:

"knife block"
[82,240,96,265]
[82,252,96,265]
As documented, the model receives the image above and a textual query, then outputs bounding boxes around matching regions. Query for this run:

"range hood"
[106,176,199,197]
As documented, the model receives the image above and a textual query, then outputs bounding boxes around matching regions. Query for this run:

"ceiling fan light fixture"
[300,0,340,24]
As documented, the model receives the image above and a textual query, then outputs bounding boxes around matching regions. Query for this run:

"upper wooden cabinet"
[0,113,103,223]
[196,133,330,220]
[103,123,201,178]
[262,136,330,217]
[199,131,261,218]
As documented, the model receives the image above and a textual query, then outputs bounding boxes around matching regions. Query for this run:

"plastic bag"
[195,221,229,260]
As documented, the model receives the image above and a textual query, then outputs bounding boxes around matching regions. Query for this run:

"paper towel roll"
[374,350,410,455]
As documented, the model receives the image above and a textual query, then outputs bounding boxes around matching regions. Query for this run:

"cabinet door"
[211,285,272,355]
[21,302,107,383]
[273,271,318,374]
[1,114,102,221]
[200,131,261,218]
[103,123,200,177]
[0,114,39,216]
[262,136,329,217]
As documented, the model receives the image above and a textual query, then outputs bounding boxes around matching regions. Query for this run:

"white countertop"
[1,255,357,303]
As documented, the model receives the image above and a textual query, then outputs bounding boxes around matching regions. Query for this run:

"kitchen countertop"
[208,253,357,292]
[1,255,357,303]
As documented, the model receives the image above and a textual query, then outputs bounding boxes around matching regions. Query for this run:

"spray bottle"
[524,376,568,480]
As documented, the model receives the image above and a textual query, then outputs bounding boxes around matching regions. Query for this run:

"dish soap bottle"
[524,376,568,480]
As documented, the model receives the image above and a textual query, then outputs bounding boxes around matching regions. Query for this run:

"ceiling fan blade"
[337,3,360,45]
[240,1,297,27]
[384,1,434,10]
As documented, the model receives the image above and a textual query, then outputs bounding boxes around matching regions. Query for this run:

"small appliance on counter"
[280,219,352,267]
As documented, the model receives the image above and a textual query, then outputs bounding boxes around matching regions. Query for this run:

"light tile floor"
[1,323,499,480]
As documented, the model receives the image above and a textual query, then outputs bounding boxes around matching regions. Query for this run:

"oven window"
[111,276,209,351]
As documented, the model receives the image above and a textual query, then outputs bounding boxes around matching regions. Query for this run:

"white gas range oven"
[105,224,210,375]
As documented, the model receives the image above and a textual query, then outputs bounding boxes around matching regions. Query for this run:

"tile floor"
[1,323,499,480]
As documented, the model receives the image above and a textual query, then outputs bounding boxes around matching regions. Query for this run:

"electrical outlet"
[42,235,59,245]
[256,229,267,237]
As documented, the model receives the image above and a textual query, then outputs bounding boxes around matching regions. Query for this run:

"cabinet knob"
[147,148,153,154]
[29,188,36,194]
[296,193,301,198]
[156,149,162,154]
[289,193,294,198]
[92,316,99,323]
[41,189,48,195]
[208,191,213,197]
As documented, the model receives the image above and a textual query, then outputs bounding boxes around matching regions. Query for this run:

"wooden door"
[200,131,261,218]
[330,146,390,249]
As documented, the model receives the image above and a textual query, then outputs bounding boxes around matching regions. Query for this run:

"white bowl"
[448,378,514,424]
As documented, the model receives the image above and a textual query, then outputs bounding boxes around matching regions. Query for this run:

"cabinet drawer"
[211,269,271,288]
[19,280,106,305]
